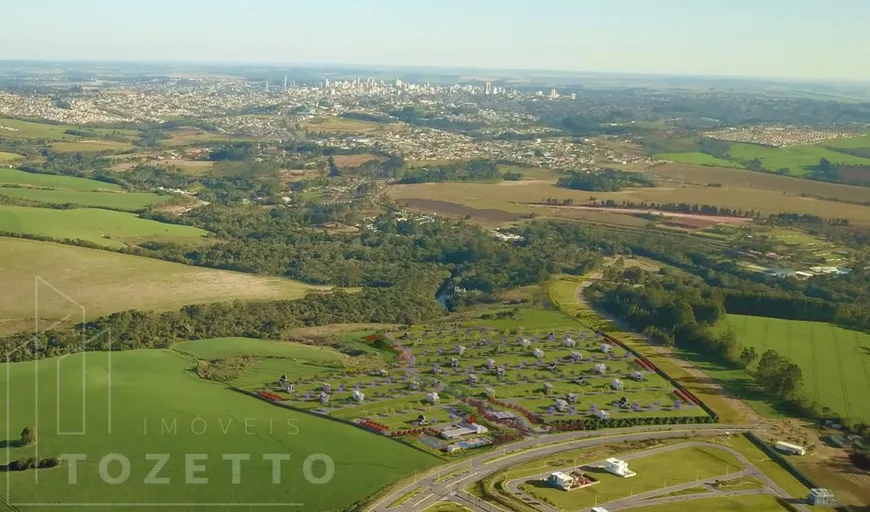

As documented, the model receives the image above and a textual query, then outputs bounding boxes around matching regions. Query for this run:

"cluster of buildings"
[0,91,133,124]
[703,126,853,147]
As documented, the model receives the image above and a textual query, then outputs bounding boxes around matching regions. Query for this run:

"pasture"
[726,315,870,424]
[727,142,870,176]
[159,127,241,146]
[0,206,208,248]
[0,238,327,335]
[0,151,22,162]
[50,140,134,153]
[0,118,139,140]
[624,495,789,512]
[656,152,746,169]
[0,349,439,510]
[388,178,870,225]
[0,168,121,191]
[649,163,870,205]
[0,187,173,210]
[173,337,346,363]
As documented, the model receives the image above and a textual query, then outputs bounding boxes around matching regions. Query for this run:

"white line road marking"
[447,472,480,488]
[412,494,434,507]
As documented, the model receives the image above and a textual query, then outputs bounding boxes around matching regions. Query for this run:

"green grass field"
[0,237,325,335]
[0,205,208,248]
[0,350,439,510]
[656,152,746,169]
[0,168,121,191]
[526,445,743,510]
[50,140,134,153]
[0,151,22,162]
[624,494,789,512]
[0,187,173,210]
[0,118,139,140]
[728,142,870,176]
[726,315,870,423]
[173,337,346,363]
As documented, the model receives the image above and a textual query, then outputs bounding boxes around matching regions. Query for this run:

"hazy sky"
[3,0,869,81]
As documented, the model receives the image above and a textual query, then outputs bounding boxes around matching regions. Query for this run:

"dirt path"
[575,272,761,425]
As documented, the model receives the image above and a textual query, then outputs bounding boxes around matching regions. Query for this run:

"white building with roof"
[604,458,636,477]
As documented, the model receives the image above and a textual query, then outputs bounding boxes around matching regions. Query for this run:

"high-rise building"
[264,81,269,92]
[549,88,559,99]
[283,76,288,89]
[325,78,330,88]
[570,93,577,100]
[485,82,493,95]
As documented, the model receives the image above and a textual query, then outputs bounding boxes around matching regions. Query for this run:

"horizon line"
[1,58,869,86]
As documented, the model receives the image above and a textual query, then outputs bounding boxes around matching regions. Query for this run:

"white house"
[319,392,330,404]
[604,458,636,478]
[564,338,576,348]
[601,343,612,353]
[451,357,460,369]
[555,399,569,412]
[426,392,440,404]
[519,338,531,348]
[409,380,421,391]
[595,409,610,420]
[594,363,607,375]
[351,390,365,402]
[547,471,574,490]
[544,382,555,394]
[487,358,496,369]
[611,378,624,390]
[433,364,442,375]
[456,345,466,356]
[378,368,389,377]
[496,367,506,377]
[533,348,546,359]
[467,374,478,385]
[567,392,578,403]
[576,375,586,385]
[322,383,332,393]
[633,370,644,382]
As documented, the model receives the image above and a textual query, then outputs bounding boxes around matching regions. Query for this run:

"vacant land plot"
[0,350,439,510]
[397,197,524,222]
[0,168,121,190]
[173,337,346,363]
[331,153,382,168]
[656,152,746,169]
[50,140,134,153]
[389,180,870,225]
[0,151,22,161]
[649,163,870,204]
[726,315,870,424]
[0,118,140,140]
[0,238,326,335]
[526,445,743,510]
[159,127,247,146]
[303,117,389,134]
[0,206,208,248]
[0,187,172,210]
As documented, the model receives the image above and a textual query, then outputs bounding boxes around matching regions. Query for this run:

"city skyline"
[2,0,870,82]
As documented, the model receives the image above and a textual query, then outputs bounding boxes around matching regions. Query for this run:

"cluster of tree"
[810,158,870,187]
[0,286,446,362]
[556,169,654,192]
[589,199,759,218]
[397,159,501,184]
[208,142,256,161]
[755,349,804,400]
[697,137,733,159]
[586,269,805,406]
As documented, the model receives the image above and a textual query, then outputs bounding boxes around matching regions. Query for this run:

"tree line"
[556,169,654,192]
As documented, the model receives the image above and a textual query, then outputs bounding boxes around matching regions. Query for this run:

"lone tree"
[20,427,36,446]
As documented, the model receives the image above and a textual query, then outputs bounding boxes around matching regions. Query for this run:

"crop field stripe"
[762,318,769,353]
[808,327,821,406]
[829,326,852,419]
[785,320,792,361]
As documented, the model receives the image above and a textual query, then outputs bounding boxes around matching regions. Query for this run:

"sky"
[2,0,869,82]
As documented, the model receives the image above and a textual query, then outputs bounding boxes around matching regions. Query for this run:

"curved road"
[367,425,758,512]
[503,441,809,512]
